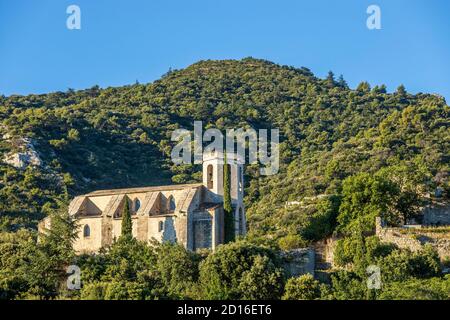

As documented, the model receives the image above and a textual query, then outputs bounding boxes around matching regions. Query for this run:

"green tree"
[103,281,149,300]
[239,255,283,300]
[337,74,348,88]
[301,195,340,241]
[379,276,450,300]
[379,245,441,283]
[282,274,322,300]
[5,206,77,300]
[198,241,280,299]
[223,154,234,243]
[80,281,108,300]
[78,239,161,300]
[326,71,336,87]
[101,237,154,282]
[0,230,35,299]
[356,81,371,93]
[334,235,395,268]
[278,234,307,250]
[337,172,402,235]
[153,242,201,299]
[29,208,77,299]
[67,128,80,141]
[352,227,368,277]
[81,280,150,300]
[329,270,368,300]
[0,206,78,300]
[396,84,407,96]
[121,199,132,240]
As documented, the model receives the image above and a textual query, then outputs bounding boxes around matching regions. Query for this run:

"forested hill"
[0,58,449,245]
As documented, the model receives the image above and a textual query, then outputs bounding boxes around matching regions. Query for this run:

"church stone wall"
[148,216,178,243]
[212,207,224,249]
[74,217,103,253]
[161,216,177,242]
[185,189,202,250]
[110,217,139,240]
[175,215,189,249]
[137,215,148,241]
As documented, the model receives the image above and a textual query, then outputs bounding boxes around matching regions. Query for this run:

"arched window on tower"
[207,164,214,189]
[83,224,90,238]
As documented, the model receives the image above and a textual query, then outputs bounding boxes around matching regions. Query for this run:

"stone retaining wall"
[375,217,450,260]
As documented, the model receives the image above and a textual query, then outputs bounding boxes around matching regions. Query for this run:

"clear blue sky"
[1,0,449,102]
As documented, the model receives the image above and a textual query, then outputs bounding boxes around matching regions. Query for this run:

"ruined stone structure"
[39,152,246,253]
[376,217,450,260]
[314,236,339,269]
[422,201,450,225]
[280,248,316,278]
[374,201,450,261]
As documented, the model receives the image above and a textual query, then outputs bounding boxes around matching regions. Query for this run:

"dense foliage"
[0,58,449,299]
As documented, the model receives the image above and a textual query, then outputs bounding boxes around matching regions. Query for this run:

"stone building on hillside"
[39,152,246,253]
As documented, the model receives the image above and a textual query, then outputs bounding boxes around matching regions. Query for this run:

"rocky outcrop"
[2,137,42,169]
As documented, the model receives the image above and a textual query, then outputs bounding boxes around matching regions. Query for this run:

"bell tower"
[202,151,246,235]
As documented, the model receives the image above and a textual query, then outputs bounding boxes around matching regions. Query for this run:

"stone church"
[40,152,246,254]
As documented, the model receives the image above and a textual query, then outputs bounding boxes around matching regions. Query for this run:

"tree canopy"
[0,58,448,300]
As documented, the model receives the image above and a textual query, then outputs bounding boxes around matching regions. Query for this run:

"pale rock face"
[2,137,42,169]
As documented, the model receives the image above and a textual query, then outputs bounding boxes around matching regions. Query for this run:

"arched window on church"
[158,220,164,232]
[207,164,213,189]
[83,224,90,238]
[134,198,141,213]
[167,195,176,212]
